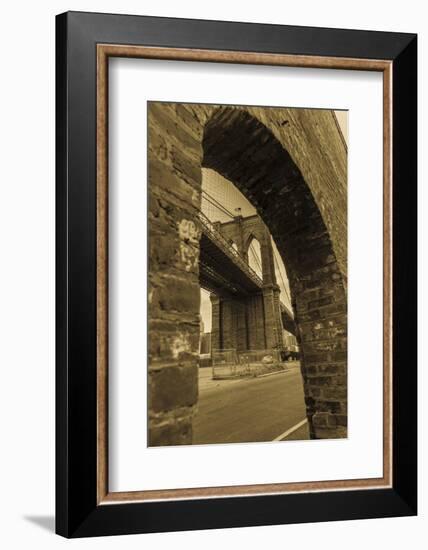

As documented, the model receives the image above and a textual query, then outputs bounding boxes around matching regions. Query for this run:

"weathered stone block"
[148,321,199,362]
[321,386,347,400]
[312,426,347,439]
[149,233,179,270]
[312,411,337,428]
[151,278,200,315]
[149,364,198,413]
[149,415,193,446]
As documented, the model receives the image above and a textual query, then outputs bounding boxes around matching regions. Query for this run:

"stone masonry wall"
[147,102,204,445]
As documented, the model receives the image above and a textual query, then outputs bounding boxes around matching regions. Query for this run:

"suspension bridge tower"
[206,213,286,353]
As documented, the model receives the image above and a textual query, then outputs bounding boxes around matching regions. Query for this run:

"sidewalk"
[198,361,301,392]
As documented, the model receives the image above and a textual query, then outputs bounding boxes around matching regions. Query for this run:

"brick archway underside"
[148,102,347,445]
[202,107,347,439]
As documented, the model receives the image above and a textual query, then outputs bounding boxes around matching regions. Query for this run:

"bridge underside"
[199,233,261,299]
[199,233,297,349]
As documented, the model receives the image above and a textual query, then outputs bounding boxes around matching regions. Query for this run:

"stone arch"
[202,106,347,439]
[244,233,259,255]
[243,225,276,285]
[147,101,347,444]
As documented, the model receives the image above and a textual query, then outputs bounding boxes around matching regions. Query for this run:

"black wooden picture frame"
[56,11,417,538]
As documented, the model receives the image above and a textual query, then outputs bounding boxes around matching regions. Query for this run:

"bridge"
[197,209,297,354]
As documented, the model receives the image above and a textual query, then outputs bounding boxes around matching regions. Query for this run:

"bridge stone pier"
[148,101,348,444]
[208,214,285,353]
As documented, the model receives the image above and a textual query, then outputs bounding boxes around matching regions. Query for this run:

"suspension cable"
[201,189,235,219]
[273,248,291,305]
[248,242,263,274]
[201,194,233,219]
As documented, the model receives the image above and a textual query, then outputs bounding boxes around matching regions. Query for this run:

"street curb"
[211,367,300,382]
[256,368,291,379]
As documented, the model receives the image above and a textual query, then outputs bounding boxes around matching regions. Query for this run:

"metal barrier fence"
[211,349,246,379]
[212,349,283,379]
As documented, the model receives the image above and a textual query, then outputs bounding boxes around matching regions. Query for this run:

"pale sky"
[335,110,348,144]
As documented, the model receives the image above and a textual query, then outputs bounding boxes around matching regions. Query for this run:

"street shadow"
[24,515,55,533]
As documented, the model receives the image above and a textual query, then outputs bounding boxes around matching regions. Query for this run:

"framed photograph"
[56,11,417,537]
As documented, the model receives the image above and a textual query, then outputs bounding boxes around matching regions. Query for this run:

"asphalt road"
[193,367,309,445]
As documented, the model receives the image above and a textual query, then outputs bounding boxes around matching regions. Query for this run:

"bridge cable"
[201,189,235,219]
[248,242,263,273]
[201,196,234,221]
[273,248,291,306]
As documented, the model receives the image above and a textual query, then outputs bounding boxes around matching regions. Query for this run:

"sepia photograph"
[148,101,348,447]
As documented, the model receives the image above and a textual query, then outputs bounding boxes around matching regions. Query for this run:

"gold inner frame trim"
[96,43,393,505]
